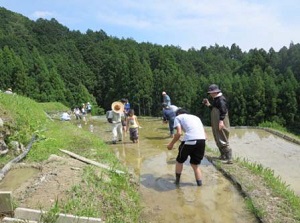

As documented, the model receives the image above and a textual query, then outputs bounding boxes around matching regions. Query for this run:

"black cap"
[176,108,189,116]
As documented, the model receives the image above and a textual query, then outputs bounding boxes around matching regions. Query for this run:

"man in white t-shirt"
[167,109,206,186]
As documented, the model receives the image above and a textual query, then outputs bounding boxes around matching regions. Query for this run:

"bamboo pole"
[59,149,125,174]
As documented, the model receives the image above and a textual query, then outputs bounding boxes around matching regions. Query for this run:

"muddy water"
[88,117,257,223]
[0,116,297,221]
[0,167,39,190]
[206,127,300,196]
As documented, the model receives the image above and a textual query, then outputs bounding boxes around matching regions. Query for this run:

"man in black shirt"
[203,84,233,164]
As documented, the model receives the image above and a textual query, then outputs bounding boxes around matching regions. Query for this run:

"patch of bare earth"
[12,154,87,210]
[206,153,298,223]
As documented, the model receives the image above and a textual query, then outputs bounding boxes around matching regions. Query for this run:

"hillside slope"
[0,93,141,222]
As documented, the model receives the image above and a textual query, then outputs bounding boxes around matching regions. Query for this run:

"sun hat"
[162,91,166,95]
[207,84,221,94]
[111,101,124,114]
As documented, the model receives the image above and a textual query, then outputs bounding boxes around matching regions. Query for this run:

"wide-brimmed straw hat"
[111,101,124,114]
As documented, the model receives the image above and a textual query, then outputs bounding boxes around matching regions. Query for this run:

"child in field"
[126,109,140,143]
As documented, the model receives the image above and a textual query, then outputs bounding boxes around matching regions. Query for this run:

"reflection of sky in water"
[206,126,300,196]
[231,128,272,140]
[88,118,300,197]
[139,147,257,223]
[206,127,271,140]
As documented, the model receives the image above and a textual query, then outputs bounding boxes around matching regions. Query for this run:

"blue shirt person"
[162,103,177,137]
[162,91,171,106]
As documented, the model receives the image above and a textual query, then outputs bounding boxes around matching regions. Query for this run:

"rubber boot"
[175,173,181,185]
[218,148,226,160]
[196,179,202,186]
[225,148,233,164]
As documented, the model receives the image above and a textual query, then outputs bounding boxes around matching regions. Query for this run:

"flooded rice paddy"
[0,167,39,191]
[90,117,258,223]
[206,127,300,196]
[3,115,298,222]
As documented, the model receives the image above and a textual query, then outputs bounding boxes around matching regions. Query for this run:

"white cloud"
[2,0,300,51]
[31,11,54,19]
[96,13,151,29]
[92,1,275,35]
[90,1,278,50]
[102,0,296,51]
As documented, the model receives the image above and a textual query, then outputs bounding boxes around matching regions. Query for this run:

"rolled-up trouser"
[211,108,232,160]
[112,122,123,141]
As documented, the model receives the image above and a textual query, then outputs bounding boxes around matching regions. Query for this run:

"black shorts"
[176,140,205,165]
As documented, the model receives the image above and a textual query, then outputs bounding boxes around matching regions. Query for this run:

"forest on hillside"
[0,7,300,130]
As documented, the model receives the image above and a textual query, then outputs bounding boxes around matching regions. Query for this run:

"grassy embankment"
[206,122,300,223]
[0,93,141,222]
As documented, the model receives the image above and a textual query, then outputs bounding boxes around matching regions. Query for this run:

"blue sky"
[1,0,300,52]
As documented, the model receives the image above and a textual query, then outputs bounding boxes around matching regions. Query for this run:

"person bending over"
[167,109,206,186]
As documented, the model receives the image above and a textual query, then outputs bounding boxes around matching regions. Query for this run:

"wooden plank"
[59,149,125,174]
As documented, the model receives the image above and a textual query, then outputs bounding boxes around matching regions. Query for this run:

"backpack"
[106,110,113,123]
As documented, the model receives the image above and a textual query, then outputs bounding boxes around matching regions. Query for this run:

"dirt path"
[0,154,86,210]
[205,127,300,196]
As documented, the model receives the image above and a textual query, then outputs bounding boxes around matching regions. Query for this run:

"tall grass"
[0,93,50,144]
[259,121,288,132]
[259,121,300,143]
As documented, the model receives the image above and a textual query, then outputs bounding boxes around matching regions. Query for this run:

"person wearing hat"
[203,84,233,164]
[109,101,125,144]
[162,91,171,107]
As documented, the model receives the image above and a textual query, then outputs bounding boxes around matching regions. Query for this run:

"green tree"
[277,68,298,125]
[244,66,266,125]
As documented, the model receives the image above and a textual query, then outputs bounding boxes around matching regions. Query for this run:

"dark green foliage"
[0,7,300,129]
